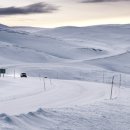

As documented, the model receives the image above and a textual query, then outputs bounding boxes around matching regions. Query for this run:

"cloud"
[0,2,58,15]
[81,0,130,3]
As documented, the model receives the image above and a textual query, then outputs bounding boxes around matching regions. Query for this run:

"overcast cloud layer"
[0,2,57,15]
[0,0,130,27]
[81,0,130,3]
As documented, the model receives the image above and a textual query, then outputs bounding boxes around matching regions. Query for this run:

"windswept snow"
[0,78,130,130]
[0,78,114,115]
[0,24,130,130]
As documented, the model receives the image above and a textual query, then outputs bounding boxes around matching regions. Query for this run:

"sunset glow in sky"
[0,0,130,27]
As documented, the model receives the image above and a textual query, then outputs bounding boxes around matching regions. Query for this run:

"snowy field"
[0,77,118,114]
[0,24,130,130]
[0,77,130,130]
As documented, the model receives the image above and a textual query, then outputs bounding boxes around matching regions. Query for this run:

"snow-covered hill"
[0,24,130,77]
[0,24,130,130]
[0,78,130,130]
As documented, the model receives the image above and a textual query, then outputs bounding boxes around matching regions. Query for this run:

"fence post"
[50,78,52,87]
[14,69,15,78]
[110,76,115,100]
[43,78,46,91]
[119,74,122,88]
[103,71,105,83]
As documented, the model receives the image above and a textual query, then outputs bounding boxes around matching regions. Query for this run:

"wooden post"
[110,76,115,100]
[118,74,122,98]
[50,79,52,87]
[119,74,122,88]
[14,69,15,78]
[43,78,46,91]
[103,71,105,83]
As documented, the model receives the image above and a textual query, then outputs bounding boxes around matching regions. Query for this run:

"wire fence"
[1,67,130,88]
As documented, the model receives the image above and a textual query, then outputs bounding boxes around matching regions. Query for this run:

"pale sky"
[0,0,130,27]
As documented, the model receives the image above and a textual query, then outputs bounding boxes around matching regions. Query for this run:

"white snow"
[0,77,130,130]
[0,24,130,130]
[0,78,114,115]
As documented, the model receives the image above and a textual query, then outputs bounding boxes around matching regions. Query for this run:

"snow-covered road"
[0,78,130,130]
[0,24,130,130]
[0,77,118,115]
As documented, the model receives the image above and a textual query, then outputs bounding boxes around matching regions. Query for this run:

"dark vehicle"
[20,73,27,78]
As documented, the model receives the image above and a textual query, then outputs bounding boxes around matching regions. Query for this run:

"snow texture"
[0,24,130,130]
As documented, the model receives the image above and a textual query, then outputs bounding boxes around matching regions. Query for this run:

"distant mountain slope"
[0,24,113,64]
[12,26,48,33]
[85,51,130,74]
[0,24,130,76]
[35,24,130,54]
[0,24,9,29]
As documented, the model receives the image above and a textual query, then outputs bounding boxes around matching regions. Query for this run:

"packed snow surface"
[0,77,130,130]
[0,78,116,114]
[0,24,130,130]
